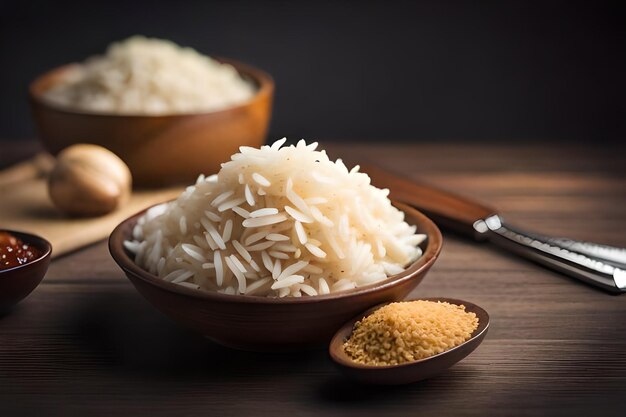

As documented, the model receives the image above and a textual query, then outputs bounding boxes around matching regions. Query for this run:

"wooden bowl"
[29,59,274,186]
[109,202,443,351]
[0,230,52,312]
[329,297,490,384]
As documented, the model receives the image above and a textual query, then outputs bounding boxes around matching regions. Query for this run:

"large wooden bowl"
[29,59,274,186]
[109,201,443,351]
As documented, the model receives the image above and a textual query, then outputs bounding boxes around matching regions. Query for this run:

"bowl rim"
[109,200,443,304]
[0,229,52,276]
[29,56,274,118]
[328,297,490,370]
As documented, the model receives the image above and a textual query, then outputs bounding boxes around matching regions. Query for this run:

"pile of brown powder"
[343,300,479,366]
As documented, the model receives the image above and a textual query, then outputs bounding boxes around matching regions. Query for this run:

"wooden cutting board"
[0,155,183,258]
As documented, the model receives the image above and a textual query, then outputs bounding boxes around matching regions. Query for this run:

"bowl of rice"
[109,139,443,350]
[29,36,273,186]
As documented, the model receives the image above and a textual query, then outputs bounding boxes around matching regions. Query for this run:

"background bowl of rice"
[109,201,443,351]
[29,58,273,186]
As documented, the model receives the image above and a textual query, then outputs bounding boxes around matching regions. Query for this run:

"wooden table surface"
[1,141,625,416]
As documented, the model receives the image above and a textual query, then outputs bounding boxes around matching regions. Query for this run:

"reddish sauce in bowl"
[0,232,41,270]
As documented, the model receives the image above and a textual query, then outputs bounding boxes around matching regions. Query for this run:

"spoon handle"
[474,215,626,293]
[362,163,497,237]
[364,163,626,293]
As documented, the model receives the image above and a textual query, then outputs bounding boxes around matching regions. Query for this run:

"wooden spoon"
[329,297,490,385]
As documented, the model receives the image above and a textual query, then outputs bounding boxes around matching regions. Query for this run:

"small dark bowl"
[0,230,52,312]
[329,297,490,384]
[109,201,443,351]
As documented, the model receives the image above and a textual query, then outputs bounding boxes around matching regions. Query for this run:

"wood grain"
[1,141,625,417]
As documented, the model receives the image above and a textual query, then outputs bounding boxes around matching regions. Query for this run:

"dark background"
[1,0,624,144]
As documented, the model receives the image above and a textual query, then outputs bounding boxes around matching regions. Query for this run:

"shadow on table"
[314,368,477,406]
[317,375,425,403]
[57,283,482,400]
[61,285,322,380]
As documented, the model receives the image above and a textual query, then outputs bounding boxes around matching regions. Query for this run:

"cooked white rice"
[43,36,255,114]
[125,138,426,297]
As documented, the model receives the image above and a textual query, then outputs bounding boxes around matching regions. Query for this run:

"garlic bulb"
[48,144,132,217]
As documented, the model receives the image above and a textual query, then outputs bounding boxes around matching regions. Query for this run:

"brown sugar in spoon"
[329,297,490,385]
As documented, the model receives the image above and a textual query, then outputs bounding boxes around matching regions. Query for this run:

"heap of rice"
[124,138,426,297]
[43,36,255,114]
